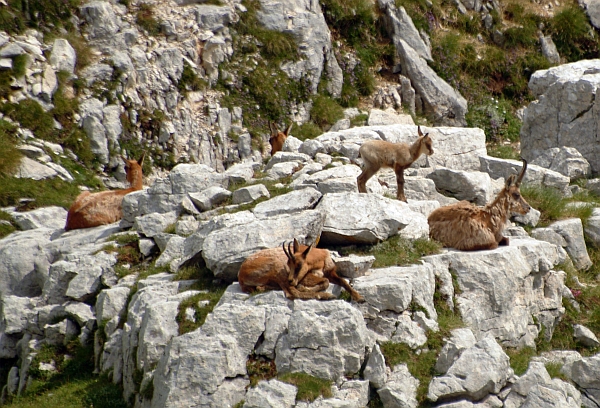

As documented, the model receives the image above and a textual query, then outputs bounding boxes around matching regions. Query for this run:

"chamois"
[357,125,434,202]
[64,152,145,231]
[285,238,364,303]
[427,159,531,251]
[269,121,293,156]
[237,243,336,301]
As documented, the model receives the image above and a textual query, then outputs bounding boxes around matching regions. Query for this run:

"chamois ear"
[137,151,146,166]
[293,238,300,254]
[269,122,278,137]
[302,244,312,257]
[284,122,293,136]
[505,174,516,188]
[418,125,423,137]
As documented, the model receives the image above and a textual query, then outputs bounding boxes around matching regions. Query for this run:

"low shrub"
[549,5,598,62]
[310,95,344,128]
[136,3,162,36]
[293,122,322,141]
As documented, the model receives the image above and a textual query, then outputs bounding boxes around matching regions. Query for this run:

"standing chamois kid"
[65,152,145,231]
[428,159,531,251]
[357,125,434,202]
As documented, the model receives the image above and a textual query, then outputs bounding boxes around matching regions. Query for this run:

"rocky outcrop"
[521,59,600,174]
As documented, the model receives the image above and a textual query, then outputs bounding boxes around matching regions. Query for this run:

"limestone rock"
[427,168,493,205]
[549,218,592,270]
[378,364,419,408]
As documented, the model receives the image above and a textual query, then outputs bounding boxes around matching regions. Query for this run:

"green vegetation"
[0,210,17,239]
[545,362,569,381]
[335,235,442,268]
[380,275,464,404]
[520,185,598,227]
[247,354,277,387]
[279,372,333,402]
[486,143,520,161]
[550,4,598,61]
[293,122,323,141]
[0,176,82,210]
[174,265,228,334]
[310,95,345,128]
[136,4,162,36]
[0,0,79,35]
[0,119,21,176]
[177,63,207,95]
[506,346,536,376]
[5,342,126,408]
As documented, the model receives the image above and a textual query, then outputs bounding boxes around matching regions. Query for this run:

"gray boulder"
[435,328,477,375]
[549,218,592,270]
[573,324,600,348]
[530,146,591,180]
[580,0,600,29]
[133,211,178,239]
[10,206,67,231]
[188,186,232,212]
[232,184,270,204]
[201,210,325,281]
[79,1,120,40]
[253,189,322,218]
[0,228,53,297]
[395,39,467,126]
[427,168,493,205]
[243,379,297,408]
[363,344,387,388]
[316,193,428,245]
[521,59,600,174]
[423,239,566,348]
[569,354,600,407]
[378,364,419,408]
[584,208,600,247]
[275,300,369,382]
[368,107,415,126]
[428,336,512,402]
[49,39,76,73]
[334,255,375,279]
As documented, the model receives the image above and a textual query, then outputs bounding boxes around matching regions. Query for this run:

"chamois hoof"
[499,236,510,246]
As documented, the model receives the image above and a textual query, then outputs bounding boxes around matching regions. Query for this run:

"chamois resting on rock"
[357,125,433,202]
[65,153,145,231]
[238,239,364,302]
[269,121,293,156]
[428,159,531,251]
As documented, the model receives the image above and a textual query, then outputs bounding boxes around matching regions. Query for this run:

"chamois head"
[417,125,434,157]
[269,122,294,156]
[283,238,313,286]
[504,159,530,215]
[121,151,145,190]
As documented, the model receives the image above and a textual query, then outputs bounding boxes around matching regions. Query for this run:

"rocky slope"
[2,0,600,407]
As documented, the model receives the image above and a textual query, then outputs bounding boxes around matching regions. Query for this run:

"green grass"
[520,185,598,227]
[293,122,323,141]
[545,362,569,382]
[0,119,21,176]
[486,144,520,161]
[550,4,598,62]
[506,347,537,376]
[5,342,126,408]
[0,210,17,239]
[0,176,82,210]
[278,372,332,402]
[174,265,228,334]
[177,63,207,95]
[0,99,56,140]
[0,0,79,35]
[310,95,344,129]
[335,236,442,268]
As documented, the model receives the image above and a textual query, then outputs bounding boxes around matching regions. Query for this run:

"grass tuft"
[247,354,277,387]
[278,372,332,402]
[506,346,536,376]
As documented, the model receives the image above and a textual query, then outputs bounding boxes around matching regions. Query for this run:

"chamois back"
[269,122,293,156]
[428,159,531,251]
[64,152,145,231]
[357,125,433,202]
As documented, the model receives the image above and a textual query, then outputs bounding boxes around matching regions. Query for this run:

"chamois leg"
[297,274,330,293]
[289,285,336,300]
[357,164,379,194]
[394,166,407,202]
[326,270,364,302]
[499,236,510,246]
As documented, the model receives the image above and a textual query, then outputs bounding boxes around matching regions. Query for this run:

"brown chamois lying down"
[238,239,364,302]
[357,125,434,202]
[64,152,145,231]
[269,121,293,156]
[428,159,531,251]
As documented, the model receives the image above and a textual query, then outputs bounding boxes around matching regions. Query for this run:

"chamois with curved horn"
[237,242,335,300]
[65,152,145,231]
[357,125,434,202]
[269,121,293,156]
[428,159,531,251]
[285,238,364,302]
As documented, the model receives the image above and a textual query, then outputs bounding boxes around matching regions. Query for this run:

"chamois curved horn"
[515,159,527,187]
[282,241,291,260]
[288,242,294,258]
[121,155,128,163]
